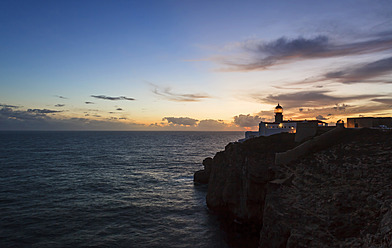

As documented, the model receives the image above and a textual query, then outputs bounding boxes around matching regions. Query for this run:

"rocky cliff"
[194,128,392,247]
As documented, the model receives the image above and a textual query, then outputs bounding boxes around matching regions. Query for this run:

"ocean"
[0,131,244,248]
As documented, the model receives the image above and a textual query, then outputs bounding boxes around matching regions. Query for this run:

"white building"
[258,104,297,136]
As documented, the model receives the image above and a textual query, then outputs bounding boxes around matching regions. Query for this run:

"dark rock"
[197,128,392,247]
[193,157,214,184]
[193,169,209,184]
[203,157,213,174]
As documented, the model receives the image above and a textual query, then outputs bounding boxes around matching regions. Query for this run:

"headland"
[194,127,392,247]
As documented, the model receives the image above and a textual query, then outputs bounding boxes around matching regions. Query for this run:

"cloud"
[85,102,94,104]
[197,119,227,130]
[0,107,64,125]
[333,104,348,111]
[91,95,135,101]
[1,107,48,121]
[55,104,65,107]
[222,34,392,71]
[0,107,234,131]
[162,117,198,126]
[0,104,19,108]
[0,107,146,131]
[258,90,383,108]
[55,95,68,99]
[233,114,264,127]
[151,84,210,102]
[372,98,392,105]
[116,108,123,111]
[316,115,328,121]
[151,117,236,130]
[283,101,392,123]
[324,57,392,84]
[27,109,62,114]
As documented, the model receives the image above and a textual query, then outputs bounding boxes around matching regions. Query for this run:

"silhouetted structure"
[274,103,283,123]
[347,117,392,128]
[243,104,328,142]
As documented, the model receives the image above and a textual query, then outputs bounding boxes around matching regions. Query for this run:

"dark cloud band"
[258,90,384,108]
[324,57,392,84]
[224,34,392,71]
[0,104,19,108]
[91,95,135,101]
[27,109,62,114]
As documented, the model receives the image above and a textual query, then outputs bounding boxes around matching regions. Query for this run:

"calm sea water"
[0,131,243,248]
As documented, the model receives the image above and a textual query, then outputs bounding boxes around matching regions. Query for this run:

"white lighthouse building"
[258,104,297,136]
[243,104,328,141]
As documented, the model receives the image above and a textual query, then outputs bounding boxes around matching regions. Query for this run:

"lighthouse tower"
[274,103,283,123]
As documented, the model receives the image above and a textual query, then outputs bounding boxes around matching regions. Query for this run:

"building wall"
[347,117,392,128]
[295,122,319,142]
[374,118,392,127]
[259,122,296,136]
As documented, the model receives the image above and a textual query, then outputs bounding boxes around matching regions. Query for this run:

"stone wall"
[276,125,346,165]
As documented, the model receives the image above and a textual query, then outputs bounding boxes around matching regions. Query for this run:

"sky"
[1,0,392,130]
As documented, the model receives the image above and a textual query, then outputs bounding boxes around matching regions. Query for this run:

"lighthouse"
[274,103,283,123]
[241,103,328,142]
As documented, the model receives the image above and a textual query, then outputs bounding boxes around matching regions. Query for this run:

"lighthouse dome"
[274,103,283,114]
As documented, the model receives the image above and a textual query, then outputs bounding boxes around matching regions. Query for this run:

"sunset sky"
[1,0,392,130]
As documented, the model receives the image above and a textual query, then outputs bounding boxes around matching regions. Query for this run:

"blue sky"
[1,0,392,130]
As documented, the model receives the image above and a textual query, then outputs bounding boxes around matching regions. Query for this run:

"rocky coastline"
[194,128,392,247]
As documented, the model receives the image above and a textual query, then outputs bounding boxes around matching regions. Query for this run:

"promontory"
[195,127,392,247]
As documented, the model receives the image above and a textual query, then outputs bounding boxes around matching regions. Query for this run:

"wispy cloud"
[291,103,392,120]
[85,102,94,104]
[0,104,19,108]
[55,95,68,99]
[151,84,210,102]
[323,57,392,84]
[372,98,392,105]
[222,34,392,71]
[316,115,329,121]
[257,90,384,108]
[91,95,135,101]
[290,56,392,86]
[55,104,65,107]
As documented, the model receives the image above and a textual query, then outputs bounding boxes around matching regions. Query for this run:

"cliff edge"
[195,128,392,247]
